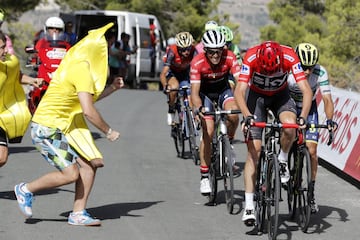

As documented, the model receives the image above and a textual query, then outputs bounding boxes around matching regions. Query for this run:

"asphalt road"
[1,89,359,240]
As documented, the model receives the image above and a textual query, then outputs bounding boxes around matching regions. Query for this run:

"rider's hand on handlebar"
[297,116,307,129]
[31,78,45,88]
[162,84,169,94]
[326,119,338,132]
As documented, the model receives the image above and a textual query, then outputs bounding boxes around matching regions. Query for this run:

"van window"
[76,14,118,40]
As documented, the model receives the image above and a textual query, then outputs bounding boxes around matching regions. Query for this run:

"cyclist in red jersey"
[191,30,241,195]
[29,17,71,114]
[160,32,197,125]
[234,41,313,226]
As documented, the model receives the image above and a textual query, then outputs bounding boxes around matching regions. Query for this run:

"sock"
[278,149,288,163]
[245,192,254,210]
[21,183,31,193]
[200,165,209,179]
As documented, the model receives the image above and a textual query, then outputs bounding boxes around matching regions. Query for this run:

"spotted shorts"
[31,122,78,170]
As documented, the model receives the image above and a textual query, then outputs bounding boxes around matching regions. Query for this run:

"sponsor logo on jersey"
[284,53,295,62]
[241,64,250,75]
[292,63,302,74]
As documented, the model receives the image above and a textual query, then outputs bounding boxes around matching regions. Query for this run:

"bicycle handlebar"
[251,122,299,129]
[203,109,242,116]
[306,123,334,146]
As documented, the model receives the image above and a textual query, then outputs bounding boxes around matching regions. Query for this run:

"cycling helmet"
[204,20,218,31]
[45,17,65,30]
[202,30,226,48]
[175,32,194,48]
[218,25,234,42]
[167,37,176,46]
[295,42,319,67]
[257,41,283,74]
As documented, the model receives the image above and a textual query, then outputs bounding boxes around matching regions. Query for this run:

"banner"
[317,86,360,181]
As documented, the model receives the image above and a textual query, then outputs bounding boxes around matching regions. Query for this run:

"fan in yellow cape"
[0,54,31,143]
[54,22,113,161]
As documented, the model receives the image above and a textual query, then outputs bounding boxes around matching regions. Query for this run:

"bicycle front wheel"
[222,136,234,214]
[297,147,312,232]
[185,107,200,165]
[171,123,182,157]
[266,154,280,240]
[255,148,266,232]
[208,159,218,205]
[287,143,297,219]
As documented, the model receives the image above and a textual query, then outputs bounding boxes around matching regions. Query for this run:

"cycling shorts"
[200,88,235,120]
[247,88,297,140]
[31,122,78,171]
[297,101,319,143]
[0,127,8,147]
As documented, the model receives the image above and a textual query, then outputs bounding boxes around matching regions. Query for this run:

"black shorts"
[247,88,297,140]
[0,127,8,147]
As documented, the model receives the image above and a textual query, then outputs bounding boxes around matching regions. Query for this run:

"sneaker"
[68,210,101,226]
[310,198,319,214]
[200,178,211,195]
[167,113,175,125]
[14,183,33,218]
[279,162,290,183]
[242,208,256,227]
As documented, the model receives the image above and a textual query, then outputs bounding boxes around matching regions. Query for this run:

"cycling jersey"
[288,64,331,108]
[190,49,241,94]
[164,44,196,73]
[238,44,306,96]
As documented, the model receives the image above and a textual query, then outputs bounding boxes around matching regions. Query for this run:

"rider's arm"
[234,81,251,117]
[19,72,43,88]
[190,81,202,111]
[97,76,124,101]
[297,79,312,120]
[323,94,334,121]
[160,65,170,89]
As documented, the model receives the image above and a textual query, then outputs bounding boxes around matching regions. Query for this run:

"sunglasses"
[47,27,62,31]
[205,48,223,56]
[301,65,314,71]
[178,46,192,52]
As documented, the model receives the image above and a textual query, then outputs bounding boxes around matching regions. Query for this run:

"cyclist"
[160,32,197,125]
[29,16,71,114]
[234,40,313,226]
[195,20,219,54]
[218,25,242,91]
[288,42,337,214]
[190,29,241,195]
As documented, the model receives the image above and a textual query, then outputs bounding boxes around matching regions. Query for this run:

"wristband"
[106,128,112,137]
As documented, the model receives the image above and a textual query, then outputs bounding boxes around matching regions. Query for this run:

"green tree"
[260,0,360,91]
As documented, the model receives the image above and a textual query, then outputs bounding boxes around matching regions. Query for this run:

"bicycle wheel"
[287,143,297,219]
[208,159,218,204]
[297,147,311,232]
[255,148,266,232]
[266,154,280,240]
[222,136,234,214]
[185,107,200,165]
[171,123,182,157]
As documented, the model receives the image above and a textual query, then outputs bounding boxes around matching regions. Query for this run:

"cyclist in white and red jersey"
[191,29,241,195]
[288,42,337,214]
[234,41,313,226]
[160,32,197,125]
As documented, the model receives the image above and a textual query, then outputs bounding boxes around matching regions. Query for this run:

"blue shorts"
[31,122,78,170]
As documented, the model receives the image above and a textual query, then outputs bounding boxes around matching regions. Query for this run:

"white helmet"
[202,30,226,48]
[167,37,176,45]
[45,17,65,30]
[204,20,218,31]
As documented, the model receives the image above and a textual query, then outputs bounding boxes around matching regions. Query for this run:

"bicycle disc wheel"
[266,154,280,240]
[222,137,234,214]
[298,147,311,232]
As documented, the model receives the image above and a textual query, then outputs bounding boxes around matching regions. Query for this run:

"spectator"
[0,30,43,168]
[0,8,14,55]
[64,21,77,46]
[14,23,123,226]
[119,32,137,82]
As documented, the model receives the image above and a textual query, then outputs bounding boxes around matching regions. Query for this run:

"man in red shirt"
[234,41,312,226]
[191,30,241,195]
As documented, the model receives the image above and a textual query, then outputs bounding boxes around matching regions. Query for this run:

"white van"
[61,10,166,88]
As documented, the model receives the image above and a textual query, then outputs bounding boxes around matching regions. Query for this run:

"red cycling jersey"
[190,49,241,93]
[164,44,196,73]
[238,44,306,96]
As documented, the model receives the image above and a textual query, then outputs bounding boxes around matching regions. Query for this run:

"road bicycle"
[287,123,335,232]
[168,86,200,165]
[203,105,241,214]
[250,120,299,240]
